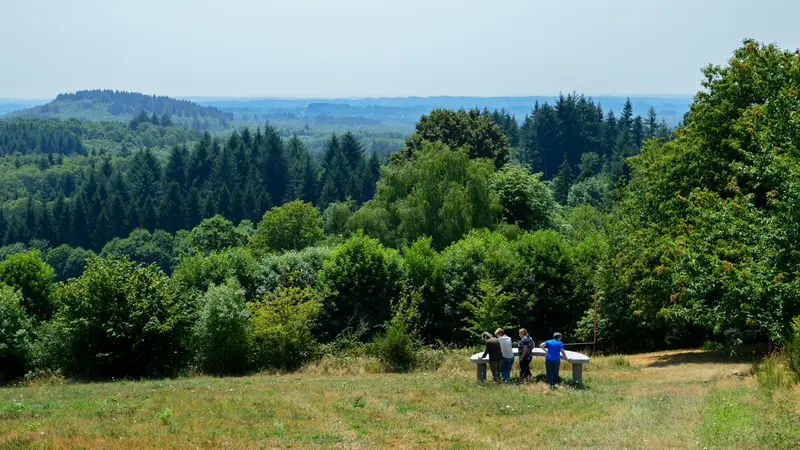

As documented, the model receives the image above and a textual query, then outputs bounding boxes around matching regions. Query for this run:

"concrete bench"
[469,347,590,385]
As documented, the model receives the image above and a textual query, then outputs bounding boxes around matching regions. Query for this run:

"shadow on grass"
[645,348,765,368]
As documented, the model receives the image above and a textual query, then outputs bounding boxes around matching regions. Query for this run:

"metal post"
[593,292,598,353]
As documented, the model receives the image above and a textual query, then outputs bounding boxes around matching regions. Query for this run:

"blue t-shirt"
[544,339,564,361]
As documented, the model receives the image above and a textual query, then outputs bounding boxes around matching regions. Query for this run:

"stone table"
[469,347,590,385]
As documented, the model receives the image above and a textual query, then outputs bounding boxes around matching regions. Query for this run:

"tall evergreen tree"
[552,155,573,205]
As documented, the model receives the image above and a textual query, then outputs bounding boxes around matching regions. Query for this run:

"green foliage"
[28,320,71,374]
[401,237,445,342]
[786,317,800,380]
[400,108,509,168]
[460,279,516,338]
[249,286,323,370]
[192,279,250,374]
[45,245,93,282]
[490,163,555,229]
[183,215,250,255]
[0,284,31,380]
[250,200,324,255]
[352,142,498,249]
[368,291,422,372]
[319,233,407,341]
[102,229,175,273]
[0,250,56,322]
[256,246,331,293]
[567,175,613,209]
[57,256,189,378]
[322,200,355,236]
[172,247,260,301]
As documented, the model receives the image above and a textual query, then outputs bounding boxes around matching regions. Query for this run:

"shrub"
[0,250,56,321]
[27,320,71,375]
[786,316,800,380]
[490,163,555,229]
[0,284,31,381]
[57,256,190,378]
[250,200,324,255]
[367,291,422,372]
[322,200,355,236]
[172,248,260,301]
[192,279,250,374]
[318,233,407,341]
[256,246,331,294]
[249,286,323,370]
[460,279,516,338]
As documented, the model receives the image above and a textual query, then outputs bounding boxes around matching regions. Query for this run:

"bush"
[173,248,260,301]
[102,229,175,273]
[367,291,421,372]
[181,215,250,255]
[27,320,71,375]
[319,233,407,341]
[786,317,800,380]
[256,246,331,294]
[250,200,324,255]
[0,250,56,321]
[0,284,31,381]
[57,256,190,378]
[192,279,250,374]
[490,163,555,229]
[249,286,323,370]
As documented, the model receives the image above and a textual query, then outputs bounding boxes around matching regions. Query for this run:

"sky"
[1,0,799,99]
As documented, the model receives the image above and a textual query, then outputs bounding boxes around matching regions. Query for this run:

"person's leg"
[520,359,530,380]
[501,357,512,382]
[545,361,556,385]
[489,361,501,382]
[553,360,561,385]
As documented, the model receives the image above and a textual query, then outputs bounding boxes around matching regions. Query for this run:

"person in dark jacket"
[481,332,503,382]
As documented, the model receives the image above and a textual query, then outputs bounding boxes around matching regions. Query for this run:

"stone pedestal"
[572,363,583,386]
[476,363,487,384]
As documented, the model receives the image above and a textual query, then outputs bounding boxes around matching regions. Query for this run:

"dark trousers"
[519,359,532,380]
[546,360,561,385]
[489,361,502,382]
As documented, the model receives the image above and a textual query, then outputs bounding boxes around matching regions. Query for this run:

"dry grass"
[1,350,798,449]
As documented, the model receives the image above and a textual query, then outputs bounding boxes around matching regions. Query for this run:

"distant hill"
[4,90,234,131]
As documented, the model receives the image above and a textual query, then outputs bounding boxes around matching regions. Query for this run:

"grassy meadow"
[1,349,799,449]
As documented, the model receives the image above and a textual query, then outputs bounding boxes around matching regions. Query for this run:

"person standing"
[495,328,514,382]
[518,328,534,381]
[480,332,503,382]
[540,332,569,387]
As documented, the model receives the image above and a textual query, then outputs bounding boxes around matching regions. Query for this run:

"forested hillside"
[6,90,234,130]
[2,41,798,385]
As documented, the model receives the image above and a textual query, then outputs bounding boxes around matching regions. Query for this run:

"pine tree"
[159,182,186,233]
[262,126,288,204]
[646,106,658,139]
[552,155,573,205]
[165,145,188,189]
[619,98,634,133]
[284,135,307,201]
[632,116,645,149]
[340,132,364,169]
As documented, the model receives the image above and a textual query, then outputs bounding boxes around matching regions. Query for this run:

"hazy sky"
[2,0,799,99]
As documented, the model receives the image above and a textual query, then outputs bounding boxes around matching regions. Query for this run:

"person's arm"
[521,343,528,359]
[481,343,489,359]
[539,341,547,350]
[561,348,569,361]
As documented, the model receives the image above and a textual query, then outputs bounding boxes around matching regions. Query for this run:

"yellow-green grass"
[1,350,799,449]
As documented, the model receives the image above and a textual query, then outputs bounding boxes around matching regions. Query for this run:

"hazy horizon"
[2,0,799,99]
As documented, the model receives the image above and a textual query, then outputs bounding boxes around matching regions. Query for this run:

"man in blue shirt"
[540,332,569,387]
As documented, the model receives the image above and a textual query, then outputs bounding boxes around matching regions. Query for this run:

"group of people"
[480,328,568,386]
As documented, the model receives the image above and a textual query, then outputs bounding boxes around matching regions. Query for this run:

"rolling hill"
[4,90,234,131]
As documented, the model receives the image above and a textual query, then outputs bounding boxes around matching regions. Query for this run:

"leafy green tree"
[249,285,323,370]
[0,250,56,321]
[192,278,250,374]
[322,200,355,237]
[318,233,407,341]
[399,108,509,168]
[172,247,260,302]
[490,164,555,230]
[57,256,189,378]
[351,142,498,249]
[250,200,324,254]
[183,215,248,255]
[257,246,331,293]
[45,244,94,282]
[461,279,516,338]
[0,284,31,380]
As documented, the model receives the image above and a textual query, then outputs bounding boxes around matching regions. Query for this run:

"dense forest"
[1,41,798,383]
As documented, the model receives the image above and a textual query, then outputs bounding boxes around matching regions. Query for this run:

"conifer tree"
[552,155,573,205]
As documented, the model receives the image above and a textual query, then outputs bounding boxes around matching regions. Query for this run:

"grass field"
[1,349,799,449]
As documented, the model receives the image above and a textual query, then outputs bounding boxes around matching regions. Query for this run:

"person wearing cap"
[495,328,514,382]
[540,332,568,387]
[480,332,503,382]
